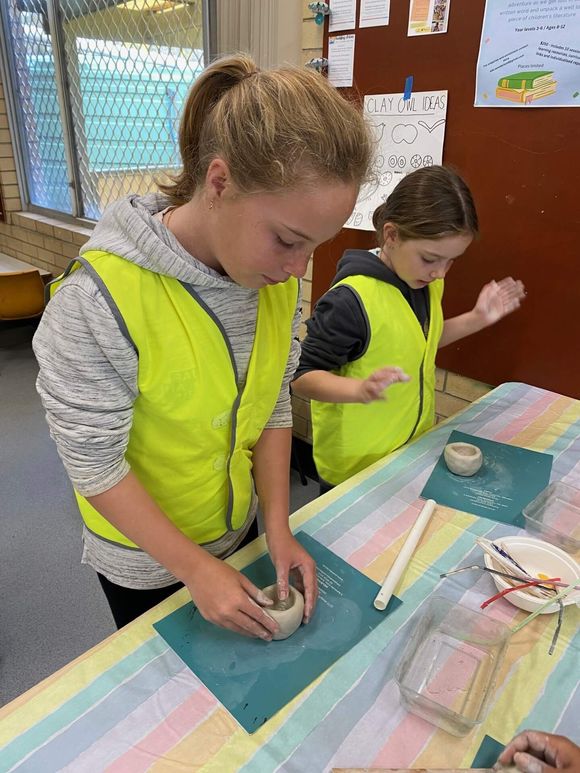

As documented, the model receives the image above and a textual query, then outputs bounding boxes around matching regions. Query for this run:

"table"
[1,382,579,772]
[0,252,50,278]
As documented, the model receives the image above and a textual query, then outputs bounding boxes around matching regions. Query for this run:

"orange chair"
[0,270,46,320]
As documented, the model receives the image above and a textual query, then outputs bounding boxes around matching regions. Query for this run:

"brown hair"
[372,166,479,246]
[158,53,372,204]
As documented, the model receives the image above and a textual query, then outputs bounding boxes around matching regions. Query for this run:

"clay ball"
[261,584,304,640]
[443,442,483,477]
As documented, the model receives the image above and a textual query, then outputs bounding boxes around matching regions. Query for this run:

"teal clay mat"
[154,531,401,733]
[421,430,552,526]
[472,734,504,767]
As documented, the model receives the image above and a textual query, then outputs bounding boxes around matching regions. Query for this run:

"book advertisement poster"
[475,0,580,107]
[408,0,451,35]
[346,91,447,231]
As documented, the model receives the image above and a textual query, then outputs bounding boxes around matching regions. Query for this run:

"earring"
[209,199,214,210]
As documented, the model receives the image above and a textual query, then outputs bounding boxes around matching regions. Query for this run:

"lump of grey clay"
[261,584,304,640]
[443,441,483,476]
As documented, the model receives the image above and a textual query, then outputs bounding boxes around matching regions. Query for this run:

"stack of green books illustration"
[496,70,556,103]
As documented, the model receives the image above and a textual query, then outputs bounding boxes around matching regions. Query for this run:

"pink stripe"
[347,503,423,570]
[105,686,216,772]
[371,596,520,767]
[493,392,560,443]
[372,712,435,766]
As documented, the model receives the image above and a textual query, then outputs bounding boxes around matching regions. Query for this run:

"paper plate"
[483,535,580,613]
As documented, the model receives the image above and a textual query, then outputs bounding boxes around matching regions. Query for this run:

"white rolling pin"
[373,498,437,611]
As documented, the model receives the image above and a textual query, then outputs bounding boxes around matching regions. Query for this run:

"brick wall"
[0,74,92,274]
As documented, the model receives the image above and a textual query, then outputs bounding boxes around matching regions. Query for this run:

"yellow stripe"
[460,609,578,765]
[0,590,188,737]
[507,397,579,451]
[364,508,476,587]
[147,678,320,771]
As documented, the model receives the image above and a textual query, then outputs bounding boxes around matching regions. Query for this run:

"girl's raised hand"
[358,366,410,403]
[474,276,526,326]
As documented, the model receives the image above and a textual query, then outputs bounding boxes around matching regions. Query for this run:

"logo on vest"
[211,411,231,429]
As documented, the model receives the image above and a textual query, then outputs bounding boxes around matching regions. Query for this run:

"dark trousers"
[318,478,335,496]
[97,518,260,629]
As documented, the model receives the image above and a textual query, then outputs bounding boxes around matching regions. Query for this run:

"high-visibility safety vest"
[49,250,298,547]
[311,275,444,486]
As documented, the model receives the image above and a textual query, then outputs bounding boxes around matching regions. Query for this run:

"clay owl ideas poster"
[346,90,448,231]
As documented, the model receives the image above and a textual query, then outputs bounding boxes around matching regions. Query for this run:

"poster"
[328,34,355,87]
[360,0,390,28]
[154,532,401,734]
[475,0,580,107]
[408,0,451,35]
[329,0,357,32]
[346,90,447,232]
[420,430,553,526]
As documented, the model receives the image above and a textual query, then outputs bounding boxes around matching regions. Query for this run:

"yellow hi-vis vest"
[49,250,298,547]
[311,275,444,486]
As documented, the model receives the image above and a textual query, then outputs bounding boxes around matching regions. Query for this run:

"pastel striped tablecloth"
[1,382,579,772]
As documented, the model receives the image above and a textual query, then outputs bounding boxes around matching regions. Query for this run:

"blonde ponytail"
[159,53,372,204]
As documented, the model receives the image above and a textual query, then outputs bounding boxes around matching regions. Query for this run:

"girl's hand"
[473,277,526,327]
[186,554,279,640]
[496,730,580,773]
[357,366,410,403]
[266,528,318,623]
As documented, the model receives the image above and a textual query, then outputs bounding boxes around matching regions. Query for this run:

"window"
[0,0,210,220]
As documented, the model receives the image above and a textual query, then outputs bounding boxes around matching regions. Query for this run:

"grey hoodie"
[33,194,301,588]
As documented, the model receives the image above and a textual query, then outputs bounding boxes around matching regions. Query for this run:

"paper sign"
[328,34,356,87]
[475,0,580,108]
[346,90,447,231]
[420,430,553,526]
[360,0,390,28]
[154,531,401,734]
[408,0,451,35]
[329,0,357,32]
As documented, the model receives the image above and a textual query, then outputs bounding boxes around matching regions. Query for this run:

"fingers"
[496,276,527,301]
[226,606,277,640]
[244,580,274,608]
[274,559,318,623]
[295,561,319,623]
[512,751,553,773]
[197,575,280,640]
[203,601,278,640]
[373,366,411,385]
[499,730,549,763]
[362,367,410,402]
[497,731,567,772]
[236,590,280,639]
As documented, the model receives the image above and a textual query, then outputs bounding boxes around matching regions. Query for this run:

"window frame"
[0,0,216,223]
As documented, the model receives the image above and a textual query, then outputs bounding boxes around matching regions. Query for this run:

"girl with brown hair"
[293,166,526,493]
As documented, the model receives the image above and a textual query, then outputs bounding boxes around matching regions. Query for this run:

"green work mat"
[421,430,553,526]
[154,531,401,733]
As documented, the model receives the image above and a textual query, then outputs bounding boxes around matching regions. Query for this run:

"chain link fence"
[2,0,206,219]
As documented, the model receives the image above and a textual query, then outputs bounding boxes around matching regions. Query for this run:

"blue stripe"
[514,623,580,743]
[556,681,580,742]
[0,637,174,773]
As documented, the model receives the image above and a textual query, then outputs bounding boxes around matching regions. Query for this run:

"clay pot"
[261,584,304,640]
[443,442,483,477]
